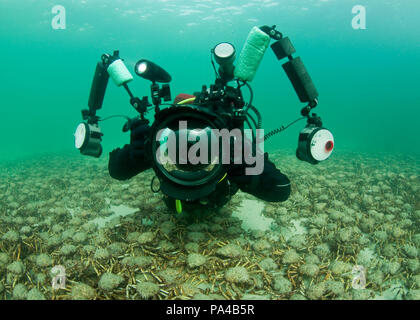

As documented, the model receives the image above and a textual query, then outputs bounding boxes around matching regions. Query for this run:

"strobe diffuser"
[74,122,103,157]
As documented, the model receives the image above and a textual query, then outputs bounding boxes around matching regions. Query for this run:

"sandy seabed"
[0,149,419,300]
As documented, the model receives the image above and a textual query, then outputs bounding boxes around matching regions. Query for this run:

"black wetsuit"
[108,122,291,210]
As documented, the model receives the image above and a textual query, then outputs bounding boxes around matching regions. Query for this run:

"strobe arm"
[270,34,319,107]
[259,25,283,40]
[122,82,151,120]
[84,55,110,123]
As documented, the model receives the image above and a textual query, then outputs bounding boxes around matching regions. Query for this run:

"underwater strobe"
[258,25,335,164]
[296,114,334,164]
[74,122,103,157]
[212,42,236,82]
[75,50,141,157]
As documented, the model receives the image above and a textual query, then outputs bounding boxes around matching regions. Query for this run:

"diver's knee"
[264,170,291,202]
[277,183,291,202]
[265,183,290,202]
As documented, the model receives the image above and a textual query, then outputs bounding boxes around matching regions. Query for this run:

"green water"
[0,0,419,161]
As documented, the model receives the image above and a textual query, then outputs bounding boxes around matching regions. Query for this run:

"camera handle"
[121,81,151,132]
[150,82,172,114]
[120,82,150,120]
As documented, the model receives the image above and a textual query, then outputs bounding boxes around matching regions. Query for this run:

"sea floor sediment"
[0,150,419,300]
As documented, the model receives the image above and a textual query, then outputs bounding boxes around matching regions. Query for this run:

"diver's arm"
[108,144,151,180]
[108,120,151,180]
[228,153,291,202]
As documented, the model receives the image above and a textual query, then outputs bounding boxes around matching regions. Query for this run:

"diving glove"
[129,118,150,159]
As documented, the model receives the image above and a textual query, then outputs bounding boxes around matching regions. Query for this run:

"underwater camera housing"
[146,73,248,201]
[148,105,230,201]
[75,25,334,203]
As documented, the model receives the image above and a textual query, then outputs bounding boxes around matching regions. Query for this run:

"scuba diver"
[74,25,334,214]
[107,92,292,211]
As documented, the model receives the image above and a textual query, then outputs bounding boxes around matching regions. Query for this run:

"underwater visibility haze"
[0,0,419,301]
